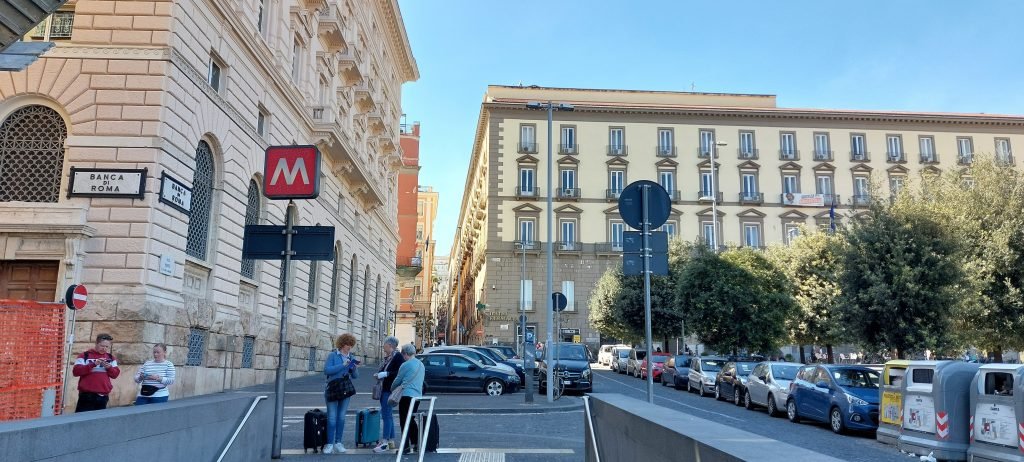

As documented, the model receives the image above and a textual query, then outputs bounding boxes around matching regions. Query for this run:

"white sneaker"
[334,443,347,453]
[322,444,334,454]
[373,442,390,453]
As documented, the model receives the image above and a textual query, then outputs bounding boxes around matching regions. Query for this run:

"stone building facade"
[0,0,417,410]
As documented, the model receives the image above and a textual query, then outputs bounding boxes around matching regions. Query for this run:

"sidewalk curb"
[340,401,585,415]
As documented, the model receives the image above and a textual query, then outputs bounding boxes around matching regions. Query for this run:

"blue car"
[786,364,881,434]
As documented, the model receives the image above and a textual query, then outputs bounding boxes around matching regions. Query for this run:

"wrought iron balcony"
[697,147,718,159]
[821,194,840,205]
[739,192,764,204]
[813,150,833,161]
[656,146,677,157]
[920,153,938,164]
[559,144,578,155]
[596,242,624,253]
[515,186,539,198]
[850,151,870,162]
[557,188,582,199]
[396,256,423,277]
[738,148,759,160]
[779,150,799,161]
[557,241,582,252]
[852,194,871,206]
[697,190,723,203]
[958,154,973,165]
[997,153,1015,165]
[666,190,682,202]
[887,152,905,163]
[514,240,539,251]
[518,142,538,154]
[607,145,628,156]
[606,189,623,201]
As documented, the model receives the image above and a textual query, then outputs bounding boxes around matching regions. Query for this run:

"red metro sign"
[263,145,321,200]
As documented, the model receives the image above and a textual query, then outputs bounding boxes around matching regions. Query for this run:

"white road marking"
[442,448,574,454]
[457,453,504,462]
[597,371,743,422]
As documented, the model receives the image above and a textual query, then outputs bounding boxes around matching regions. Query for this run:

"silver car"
[612,347,631,374]
[743,361,803,416]
[687,357,726,396]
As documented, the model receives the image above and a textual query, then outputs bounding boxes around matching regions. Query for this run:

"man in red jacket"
[72,333,121,412]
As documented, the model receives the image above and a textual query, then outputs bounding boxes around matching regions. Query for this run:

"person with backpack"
[323,333,359,454]
[373,336,405,453]
[133,343,175,405]
[72,333,121,412]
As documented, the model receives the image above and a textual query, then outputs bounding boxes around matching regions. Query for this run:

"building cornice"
[377,0,419,82]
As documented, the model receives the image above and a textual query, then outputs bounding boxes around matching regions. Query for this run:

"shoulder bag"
[326,354,357,401]
[387,383,403,407]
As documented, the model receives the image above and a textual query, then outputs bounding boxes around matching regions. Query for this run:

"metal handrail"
[217,395,268,462]
[395,396,437,462]
[583,396,601,462]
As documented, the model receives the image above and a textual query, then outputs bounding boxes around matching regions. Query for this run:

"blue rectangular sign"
[242,225,335,261]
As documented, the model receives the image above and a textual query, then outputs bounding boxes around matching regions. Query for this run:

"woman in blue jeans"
[323,333,359,454]
[373,336,405,453]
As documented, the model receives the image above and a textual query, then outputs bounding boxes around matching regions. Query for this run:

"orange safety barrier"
[0,300,65,421]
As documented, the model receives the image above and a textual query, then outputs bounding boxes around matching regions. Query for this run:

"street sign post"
[617,180,671,404]
[59,283,88,414]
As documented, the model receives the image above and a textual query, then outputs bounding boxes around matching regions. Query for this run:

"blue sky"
[397,0,1024,255]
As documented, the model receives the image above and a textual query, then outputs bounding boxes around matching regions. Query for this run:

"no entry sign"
[263,145,321,200]
[65,284,88,310]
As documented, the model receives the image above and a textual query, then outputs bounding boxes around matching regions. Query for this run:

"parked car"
[467,346,526,383]
[660,354,692,390]
[640,353,672,381]
[612,347,631,374]
[418,353,520,396]
[491,345,519,360]
[597,344,627,366]
[627,349,648,377]
[537,343,593,394]
[688,357,726,397]
[423,346,518,378]
[715,361,759,405]
[743,362,802,416]
[786,364,881,434]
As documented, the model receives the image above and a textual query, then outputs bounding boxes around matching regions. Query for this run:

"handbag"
[327,375,356,401]
[140,385,160,396]
[371,381,382,400]
[387,384,403,407]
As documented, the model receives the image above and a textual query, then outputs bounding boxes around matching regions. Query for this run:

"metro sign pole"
[263,145,321,459]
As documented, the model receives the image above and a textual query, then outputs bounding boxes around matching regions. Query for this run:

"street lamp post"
[710,141,728,250]
[518,240,533,403]
[526,100,573,403]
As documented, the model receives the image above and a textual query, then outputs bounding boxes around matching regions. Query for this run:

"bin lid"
[883,360,910,372]
[978,363,1024,373]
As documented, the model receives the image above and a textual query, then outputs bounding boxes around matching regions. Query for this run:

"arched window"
[186,141,215,260]
[361,265,370,325]
[384,282,392,333]
[373,275,381,328]
[240,180,261,278]
[0,105,66,203]
[328,244,340,313]
[347,254,358,317]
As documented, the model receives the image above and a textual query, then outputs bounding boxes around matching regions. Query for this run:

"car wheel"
[744,391,753,410]
[661,375,667,386]
[714,385,722,401]
[766,395,779,417]
[734,388,742,406]
[699,383,708,397]
[829,407,846,434]
[485,379,505,396]
[786,399,800,423]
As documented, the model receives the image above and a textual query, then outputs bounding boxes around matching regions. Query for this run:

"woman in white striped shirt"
[133,343,176,405]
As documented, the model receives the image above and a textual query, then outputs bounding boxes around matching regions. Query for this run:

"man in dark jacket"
[373,336,406,453]
[72,333,121,412]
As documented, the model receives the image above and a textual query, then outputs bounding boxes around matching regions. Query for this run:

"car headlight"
[582,369,591,379]
[845,394,868,406]
[704,377,715,384]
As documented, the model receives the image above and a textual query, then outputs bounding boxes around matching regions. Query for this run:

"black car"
[491,345,519,359]
[467,345,527,383]
[714,361,759,405]
[660,354,692,390]
[537,343,593,394]
[417,353,520,396]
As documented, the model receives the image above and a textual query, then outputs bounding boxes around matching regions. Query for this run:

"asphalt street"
[590,365,908,462]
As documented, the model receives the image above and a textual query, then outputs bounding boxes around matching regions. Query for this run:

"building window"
[995,138,1013,164]
[919,136,936,163]
[308,347,317,371]
[957,137,973,164]
[850,134,867,161]
[780,132,797,159]
[361,266,370,325]
[700,171,714,198]
[608,169,625,196]
[518,219,535,244]
[658,171,675,199]
[890,176,905,196]
[560,168,577,196]
[660,221,678,239]
[657,128,674,156]
[741,173,758,197]
[0,105,66,203]
[702,222,716,248]
[257,0,267,33]
[329,248,340,313]
[560,126,576,154]
[31,11,75,40]
[562,281,575,311]
[521,280,533,311]
[347,255,358,317]
[519,125,536,153]
[608,127,625,155]
[186,327,208,366]
[854,176,870,204]
[207,57,222,92]
[241,336,255,368]
[560,220,577,248]
[813,133,831,160]
[241,180,261,278]
[699,129,715,157]
[291,39,303,82]
[518,167,536,195]
[610,221,624,250]
[256,108,268,137]
[784,225,801,245]
[743,224,761,248]
[186,141,215,260]
[887,134,904,162]
[782,174,799,194]
[739,131,756,158]
[815,175,833,196]
[308,261,319,305]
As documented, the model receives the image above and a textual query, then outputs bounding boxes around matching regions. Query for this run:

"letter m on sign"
[263,145,321,200]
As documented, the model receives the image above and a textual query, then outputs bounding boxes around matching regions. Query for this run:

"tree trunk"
[994,347,1004,363]
[826,345,835,364]
[799,345,806,363]
[895,348,904,360]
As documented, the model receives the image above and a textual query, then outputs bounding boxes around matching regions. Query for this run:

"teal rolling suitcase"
[355,408,381,447]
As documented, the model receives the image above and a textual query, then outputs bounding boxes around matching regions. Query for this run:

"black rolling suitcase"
[409,411,440,453]
[303,408,328,453]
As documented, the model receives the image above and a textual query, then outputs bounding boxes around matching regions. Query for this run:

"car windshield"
[443,350,494,366]
[701,360,723,372]
[487,348,509,361]
[616,350,629,358]
[771,365,801,380]
[548,345,588,361]
[674,356,688,367]
[832,369,880,389]
[651,356,668,364]
[736,362,757,375]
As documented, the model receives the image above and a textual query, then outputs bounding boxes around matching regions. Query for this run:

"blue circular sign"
[617,180,672,229]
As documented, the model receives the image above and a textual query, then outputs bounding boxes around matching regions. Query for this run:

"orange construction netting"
[0,300,65,421]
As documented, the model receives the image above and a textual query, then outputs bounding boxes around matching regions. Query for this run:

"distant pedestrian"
[323,333,359,454]
[373,336,405,453]
[133,343,175,405]
[391,343,425,454]
[72,333,121,413]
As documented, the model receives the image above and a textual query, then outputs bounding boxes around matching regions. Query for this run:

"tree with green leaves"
[588,264,639,343]
[767,229,848,363]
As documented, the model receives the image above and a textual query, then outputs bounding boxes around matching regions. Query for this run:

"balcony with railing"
[557,188,582,200]
[666,190,682,202]
[557,241,582,252]
[822,194,840,205]
[739,192,764,204]
[850,151,870,162]
[518,142,538,154]
[396,256,423,277]
[697,190,723,203]
[606,189,623,201]
[607,145,628,156]
[697,147,718,159]
[997,152,1015,165]
[958,154,973,165]
[513,240,539,252]
[920,153,939,164]
[813,150,833,161]
[596,242,624,253]
[559,143,578,155]
[887,152,906,163]
[738,148,759,160]
[852,194,871,206]
[515,186,539,199]
[779,149,800,161]
[656,146,677,157]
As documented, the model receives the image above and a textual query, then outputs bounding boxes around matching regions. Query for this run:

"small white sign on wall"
[159,172,192,215]
[159,254,174,276]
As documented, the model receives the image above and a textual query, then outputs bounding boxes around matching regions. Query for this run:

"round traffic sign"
[617,180,672,230]
[65,284,88,310]
[552,292,568,312]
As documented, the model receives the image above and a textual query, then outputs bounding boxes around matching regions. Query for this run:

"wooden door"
[0,260,59,301]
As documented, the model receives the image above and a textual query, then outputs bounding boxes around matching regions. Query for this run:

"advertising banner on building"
[782,193,826,207]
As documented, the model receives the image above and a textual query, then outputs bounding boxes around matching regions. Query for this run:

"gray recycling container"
[967,364,1024,462]
[898,360,980,461]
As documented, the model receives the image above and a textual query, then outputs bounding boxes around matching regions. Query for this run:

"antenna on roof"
[518,80,523,87]
[691,82,696,92]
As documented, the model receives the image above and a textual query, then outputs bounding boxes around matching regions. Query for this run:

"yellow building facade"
[449,85,1024,349]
